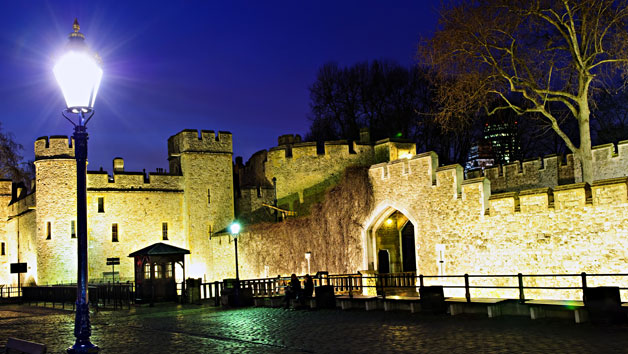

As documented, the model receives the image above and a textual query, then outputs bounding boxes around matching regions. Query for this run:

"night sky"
[0,1,439,172]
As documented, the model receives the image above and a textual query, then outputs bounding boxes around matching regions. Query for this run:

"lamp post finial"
[69,18,85,40]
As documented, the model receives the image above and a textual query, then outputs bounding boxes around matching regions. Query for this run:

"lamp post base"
[67,343,99,354]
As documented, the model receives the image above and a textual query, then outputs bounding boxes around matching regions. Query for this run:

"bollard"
[581,272,587,301]
[518,273,525,303]
[464,274,471,302]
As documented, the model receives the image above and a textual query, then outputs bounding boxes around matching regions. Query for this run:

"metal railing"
[365,272,628,302]
[19,282,134,310]
[0,285,22,299]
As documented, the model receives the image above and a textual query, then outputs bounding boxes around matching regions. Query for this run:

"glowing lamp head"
[53,19,102,112]
[229,222,241,236]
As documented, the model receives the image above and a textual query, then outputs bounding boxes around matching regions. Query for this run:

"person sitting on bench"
[283,273,301,308]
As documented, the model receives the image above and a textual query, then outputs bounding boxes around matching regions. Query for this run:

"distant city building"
[466,114,521,173]
[465,139,494,172]
[483,116,521,165]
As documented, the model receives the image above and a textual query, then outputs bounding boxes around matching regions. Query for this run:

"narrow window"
[155,264,162,279]
[144,262,151,279]
[112,223,119,242]
[71,221,76,238]
[165,263,173,278]
[162,222,168,240]
[46,222,51,240]
[1,242,5,256]
[98,197,105,213]
[207,189,211,204]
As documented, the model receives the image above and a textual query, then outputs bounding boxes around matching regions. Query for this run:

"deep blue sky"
[0,1,439,172]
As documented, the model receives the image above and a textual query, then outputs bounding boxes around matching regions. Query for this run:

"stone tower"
[34,136,77,284]
[168,129,234,280]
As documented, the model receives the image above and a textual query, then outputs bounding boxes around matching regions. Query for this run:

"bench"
[446,297,509,318]
[526,299,588,323]
[5,338,47,354]
[252,296,284,308]
[382,296,420,313]
[336,295,380,311]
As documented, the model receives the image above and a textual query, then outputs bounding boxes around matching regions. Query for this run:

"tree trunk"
[577,111,594,184]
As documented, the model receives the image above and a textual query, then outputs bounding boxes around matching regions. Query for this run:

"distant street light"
[305,252,311,274]
[54,19,102,354]
[229,222,241,281]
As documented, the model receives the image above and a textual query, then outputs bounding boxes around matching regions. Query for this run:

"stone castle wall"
[0,129,235,286]
[225,150,628,302]
[170,129,234,280]
[472,140,628,193]
[368,154,628,301]
[238,137,415,217]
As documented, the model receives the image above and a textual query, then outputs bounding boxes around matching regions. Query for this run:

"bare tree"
[307,60,478,165]
[0,123,29,186]
[419,0,628,183]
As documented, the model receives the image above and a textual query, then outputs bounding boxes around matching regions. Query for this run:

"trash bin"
[584,286,625,324]
[186,278,201,304]
[315,285,335,309]
[221,278,251,307]
[419,286,446,314]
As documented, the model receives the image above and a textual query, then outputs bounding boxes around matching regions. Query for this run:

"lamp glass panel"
[53,51,103,109]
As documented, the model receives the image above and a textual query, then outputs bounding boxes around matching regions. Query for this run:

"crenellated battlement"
[481,154,575,193]
[471,140,628,193]
[167,129,232,156]
[487,178,627,215]
[266,139,414,165]
[370,149,628,219]
[34,136,74,160]
[87,170,183,191]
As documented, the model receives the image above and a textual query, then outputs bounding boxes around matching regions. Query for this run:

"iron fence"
[365,272,628,302]
[0,285,21,299]
[19,282,134,310]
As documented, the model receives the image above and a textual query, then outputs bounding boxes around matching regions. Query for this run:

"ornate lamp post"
[53,19,102,354]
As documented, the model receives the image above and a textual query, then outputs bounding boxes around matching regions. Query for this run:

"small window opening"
[207,189,211,204]
[162,222,168,240]
[112,223,119,242]
[46,222,51,240]
[1,242,5,256]
[98,197,105,213]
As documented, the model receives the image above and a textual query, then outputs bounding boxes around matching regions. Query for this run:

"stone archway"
[362,203,419,274]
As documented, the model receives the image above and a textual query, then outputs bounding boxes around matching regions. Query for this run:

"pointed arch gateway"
[362,203,419,274]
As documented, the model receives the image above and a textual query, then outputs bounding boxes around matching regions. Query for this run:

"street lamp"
[54,19,102,354]
[229,222,241,281]
[305,252,311,274]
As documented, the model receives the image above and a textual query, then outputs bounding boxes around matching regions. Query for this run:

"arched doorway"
[364,208,417,274]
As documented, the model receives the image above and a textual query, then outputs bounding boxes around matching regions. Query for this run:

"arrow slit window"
[112,223,118,242]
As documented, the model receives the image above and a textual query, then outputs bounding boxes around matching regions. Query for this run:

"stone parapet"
[489,192,519,215]
[519,188,552,213]
[553,183,590,210]
[591,177,628,206]
[34,136,74,160]
[167,129,232,155]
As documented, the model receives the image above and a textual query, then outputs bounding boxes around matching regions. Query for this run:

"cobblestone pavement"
[0,303,627,353]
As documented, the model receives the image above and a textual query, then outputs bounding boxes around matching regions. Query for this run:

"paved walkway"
[0,303,627,353]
